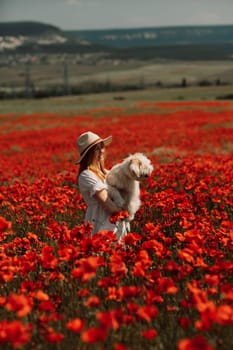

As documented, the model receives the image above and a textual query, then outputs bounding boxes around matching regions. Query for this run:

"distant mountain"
[0,21,107,53]
[0,21,62,36]
[67,25,233,60]
[67,25,233,48]
[0,21,233,60]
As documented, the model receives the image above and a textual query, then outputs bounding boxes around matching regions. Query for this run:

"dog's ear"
[129,158,141,178]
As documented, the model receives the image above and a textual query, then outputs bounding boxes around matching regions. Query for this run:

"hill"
[67,25,233,60]
[0,21,233,60]
[66,25,233,49]
[0,21,62,36]
[0,21,107,54]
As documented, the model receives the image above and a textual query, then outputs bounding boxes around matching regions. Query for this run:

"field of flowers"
[0,101,233,350]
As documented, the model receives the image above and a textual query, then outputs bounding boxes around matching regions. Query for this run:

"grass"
[0,85,233,116]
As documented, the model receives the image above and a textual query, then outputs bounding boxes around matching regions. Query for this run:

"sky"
[0,0,233,30]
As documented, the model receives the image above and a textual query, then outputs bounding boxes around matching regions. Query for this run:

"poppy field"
[0,100,233,349]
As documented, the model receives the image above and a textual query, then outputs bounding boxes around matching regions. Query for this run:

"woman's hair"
[78,142,106,181]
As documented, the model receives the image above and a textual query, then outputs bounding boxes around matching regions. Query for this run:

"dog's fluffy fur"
[107,153,154,221]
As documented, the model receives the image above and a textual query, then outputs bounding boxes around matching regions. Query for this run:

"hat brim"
[76,135,112,164]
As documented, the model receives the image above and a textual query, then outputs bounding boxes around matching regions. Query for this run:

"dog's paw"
[108,188,125,208]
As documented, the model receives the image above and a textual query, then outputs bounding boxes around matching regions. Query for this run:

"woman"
[76,131,128,240]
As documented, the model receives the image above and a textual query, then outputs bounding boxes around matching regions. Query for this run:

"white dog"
[106,153,154,221]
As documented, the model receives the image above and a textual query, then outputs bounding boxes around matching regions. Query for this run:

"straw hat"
[76,131,112,164]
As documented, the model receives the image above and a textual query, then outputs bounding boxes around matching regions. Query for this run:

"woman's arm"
[94,189,121,214]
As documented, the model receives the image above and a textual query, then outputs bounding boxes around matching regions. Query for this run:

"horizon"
[1,0,233,31]
[1,20,233,33]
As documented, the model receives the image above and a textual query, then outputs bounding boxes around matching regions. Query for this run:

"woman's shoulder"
[79,169,91,177]
[79,169,94,181]
[79,169,107,192]
[79,169,104,183]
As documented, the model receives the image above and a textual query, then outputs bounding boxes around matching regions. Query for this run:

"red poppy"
[109,253,128,277]
[109,210,129,224]
[114,343,128,350]
[85,295,101,307]
[141,328,158,339]
[33,290,49,301]
[178,316,192,329]
[215,304,233,325]
[66,318,85,332]
[136,305,158,322]
[77,288,90,297]
[0,320,32,347]
[5,293,32,318]
[178,335,214,350]
[72,256,105,282]
[0,216,10,232]
[38,300,55,312]
[81,326,108,344]
[40,245,58,269]
[44,328,64,343]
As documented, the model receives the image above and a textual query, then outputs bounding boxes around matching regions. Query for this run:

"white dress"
[78,169,129,240]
